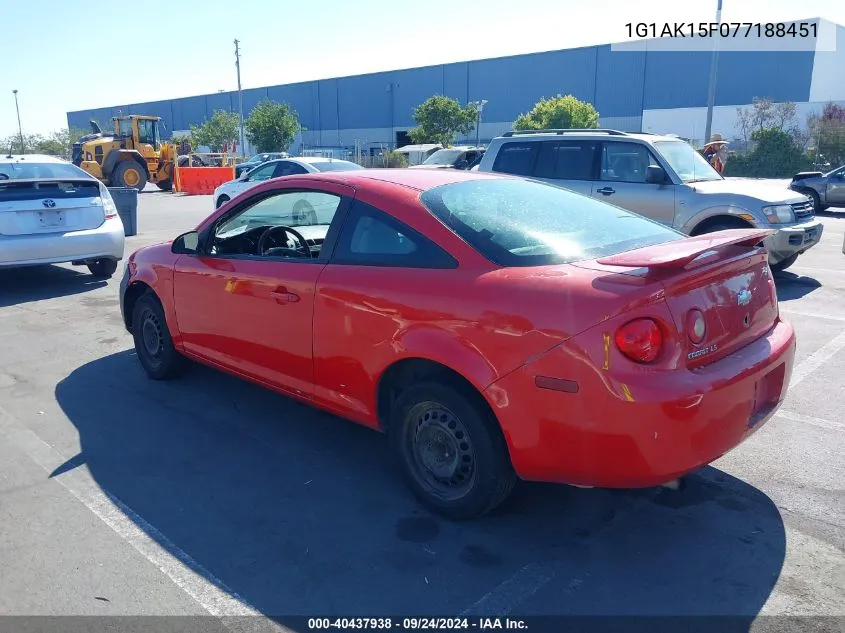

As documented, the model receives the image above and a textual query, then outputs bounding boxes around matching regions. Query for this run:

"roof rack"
[501,128,629,137]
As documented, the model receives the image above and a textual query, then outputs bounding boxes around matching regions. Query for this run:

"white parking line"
[790,329,845,388]
[0,405,290,632]
[775,410,845,432]
[780,309,845,323]
[459,563,557,617]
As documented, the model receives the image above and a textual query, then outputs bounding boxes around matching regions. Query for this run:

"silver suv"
[478,129,823,271]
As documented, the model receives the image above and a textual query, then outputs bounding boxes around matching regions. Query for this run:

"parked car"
[0,154,125,277]
[214,156,363,208]
[790,163,845,211]
[477,129,823,272]
[234,152,290,178]
[120,169,795,519]
[410,147,485,170]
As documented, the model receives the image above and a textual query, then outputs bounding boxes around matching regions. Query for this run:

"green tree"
[2,133,45,154]
[408,96,476,147]
[724,127,810,178]
[244,99,300,152]
[514,94,599,130]
[189,109,240,152]
[34,127,89,156]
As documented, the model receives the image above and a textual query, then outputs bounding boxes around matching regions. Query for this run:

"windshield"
[0,161,93,181]
[420,178,682,267]
[423,149,464,166]
[653,140,722,183]
[312,160,363,172]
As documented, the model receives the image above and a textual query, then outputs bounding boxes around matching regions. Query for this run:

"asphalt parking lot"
[0,189,843,632]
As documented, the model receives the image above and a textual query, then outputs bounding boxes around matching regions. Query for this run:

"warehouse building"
[68,17,844,155]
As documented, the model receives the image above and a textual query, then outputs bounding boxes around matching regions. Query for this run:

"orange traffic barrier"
[176,167,236,195]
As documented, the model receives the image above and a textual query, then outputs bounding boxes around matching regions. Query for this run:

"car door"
[826,167,845,205]
[272,160,310,177]
[591,141,676,225]
[312,198,459,422]
[530,140,599,194]
[227,161,280,198]
[172,183,352,397]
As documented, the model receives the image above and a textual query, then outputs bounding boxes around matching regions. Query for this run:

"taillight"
[686,309,706,344]
[614,318,663,364]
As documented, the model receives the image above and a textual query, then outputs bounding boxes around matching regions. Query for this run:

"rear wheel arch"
[689,214,756,236]
[376,358,498,435]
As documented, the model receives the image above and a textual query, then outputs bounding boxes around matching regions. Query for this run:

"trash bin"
[108,187,138,237]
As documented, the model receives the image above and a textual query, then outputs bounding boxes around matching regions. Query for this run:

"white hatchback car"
[213,156,363,209]
[0,155,125,277]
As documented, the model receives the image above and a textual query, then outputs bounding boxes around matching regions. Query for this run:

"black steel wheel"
[131,293,187,380]
[390,381,517,519]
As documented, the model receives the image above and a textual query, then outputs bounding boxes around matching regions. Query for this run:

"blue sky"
[2,0,844,138]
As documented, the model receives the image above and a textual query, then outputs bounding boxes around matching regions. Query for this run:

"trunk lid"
[0,178,105,236]
[587,229,779,368]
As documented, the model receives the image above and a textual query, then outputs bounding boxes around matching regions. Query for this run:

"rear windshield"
[312,160,363,172]
[419,178,683,267]
[0,162,93,181]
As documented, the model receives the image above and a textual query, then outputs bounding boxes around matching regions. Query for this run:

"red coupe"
[119,169,795,518]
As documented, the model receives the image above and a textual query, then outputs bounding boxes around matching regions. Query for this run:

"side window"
[491,142,539,177]
[332,201,457,269]
[118,119,133,137]
[600,143,661,183]
[213,190,342,247]
[246,163,277,182]
[533,141,598,180]
[274,161,308,177]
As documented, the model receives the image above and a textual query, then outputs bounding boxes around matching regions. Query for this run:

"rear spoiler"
[596,229,774,269]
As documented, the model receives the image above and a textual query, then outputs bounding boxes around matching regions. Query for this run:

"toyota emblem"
[42,199,56,208]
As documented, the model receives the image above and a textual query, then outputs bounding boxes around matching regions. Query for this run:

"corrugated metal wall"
[66,40,818,142]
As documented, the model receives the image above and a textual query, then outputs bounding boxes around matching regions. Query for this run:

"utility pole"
[472,100,488,147]
[703,0,724,146]
[12,90,24,153]
[234,39,246,158]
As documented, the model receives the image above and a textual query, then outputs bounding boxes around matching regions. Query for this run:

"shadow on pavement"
[54,350,786,628]
[774,270,822,302]
[0,265,107,308]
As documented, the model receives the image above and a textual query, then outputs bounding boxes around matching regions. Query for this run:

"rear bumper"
[0,217,125,267]
[766,219,823,261]
[485,318,796,488]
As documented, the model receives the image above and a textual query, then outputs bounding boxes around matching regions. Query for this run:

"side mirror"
[645,164,667,184]
[172,231,199,254]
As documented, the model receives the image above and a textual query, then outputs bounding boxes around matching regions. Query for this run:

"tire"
[771,253,799,273]
[111,161,148,192]
[131,292,188,380]
[156,179,172,191]
[389,381,517,520]
[87,258,118,278]
[695,221,746,235]
[216,195,230,209]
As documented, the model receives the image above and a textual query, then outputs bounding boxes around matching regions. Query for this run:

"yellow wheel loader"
[72,115,178,191]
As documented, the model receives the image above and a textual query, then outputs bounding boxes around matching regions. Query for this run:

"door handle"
[596,187,615,195]
[270,289,300,304]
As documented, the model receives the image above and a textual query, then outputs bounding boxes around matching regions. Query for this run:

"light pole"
[472,99,488,147]
[703,0,723,146]
[12,90,24,153]
[234,39,245,157]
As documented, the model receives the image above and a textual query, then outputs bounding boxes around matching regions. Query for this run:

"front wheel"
[771,253,799,273]
[87,258,118,278]
[131,293,188,380]
[111,161,148,191]
[156,179,172,191]
[390,381,517,520]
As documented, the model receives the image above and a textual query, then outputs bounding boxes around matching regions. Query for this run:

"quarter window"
[332,201,457,268]
[491,142,539,177]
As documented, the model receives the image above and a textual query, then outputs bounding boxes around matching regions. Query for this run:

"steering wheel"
[292,199,318,225]
[257,225,311,258]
